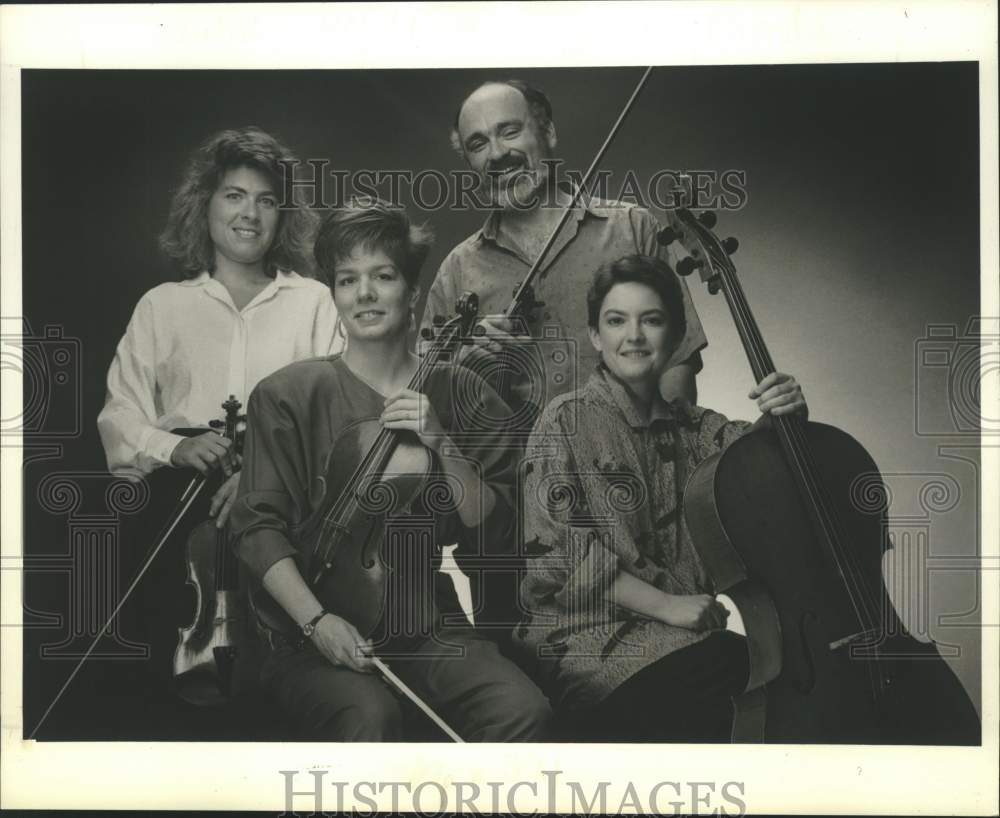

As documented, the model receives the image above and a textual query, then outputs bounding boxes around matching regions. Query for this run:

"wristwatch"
[301,610,328,639]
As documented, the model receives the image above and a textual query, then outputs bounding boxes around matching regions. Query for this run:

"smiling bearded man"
[420,78,709,432]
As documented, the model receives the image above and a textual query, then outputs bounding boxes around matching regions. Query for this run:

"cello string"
[708,230,885,697]
[709,230,882,638]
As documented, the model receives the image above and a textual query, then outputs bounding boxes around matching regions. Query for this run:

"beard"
[483,164,546,211]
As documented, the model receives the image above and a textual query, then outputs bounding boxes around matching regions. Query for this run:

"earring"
[409,308,417,332]
[336,318,346,339]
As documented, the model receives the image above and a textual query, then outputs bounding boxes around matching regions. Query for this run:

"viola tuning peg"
[676,257,704,277]
[722,237,739,255]
[657,227,679,246]
[698,211,717,229]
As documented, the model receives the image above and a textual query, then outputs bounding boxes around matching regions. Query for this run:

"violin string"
[497,66,653,400]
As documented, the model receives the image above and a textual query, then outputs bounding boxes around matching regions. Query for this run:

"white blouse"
[97,270,343,478]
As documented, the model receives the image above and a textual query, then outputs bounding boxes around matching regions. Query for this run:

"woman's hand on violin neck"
[657,593,730,632]
[170,431,238,476]
[210,472,242,529]
[380,388,449,452]
[310,613,377,674]
[749,372,809,419]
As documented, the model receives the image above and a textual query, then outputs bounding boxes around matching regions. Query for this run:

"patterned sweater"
[513,364,753,710]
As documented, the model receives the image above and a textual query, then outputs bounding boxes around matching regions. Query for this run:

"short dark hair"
[158,126,317,279]
[586,254,687,344]
[313,197,433,290]
[449,78,554,155]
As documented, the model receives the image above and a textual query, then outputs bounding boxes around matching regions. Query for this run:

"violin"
[663,205,979,743]
[173,395,247,706]
[250,293,481,643]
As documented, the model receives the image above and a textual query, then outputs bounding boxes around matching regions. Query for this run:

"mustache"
[485,154,527,174]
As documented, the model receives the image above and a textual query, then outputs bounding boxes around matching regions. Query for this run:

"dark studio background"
[18,64,982,739]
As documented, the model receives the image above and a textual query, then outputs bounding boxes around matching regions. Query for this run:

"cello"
[661,206,980,743]
[173,395,248,706]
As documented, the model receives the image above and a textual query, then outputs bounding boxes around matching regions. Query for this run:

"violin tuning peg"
[698,211,717,229]
[657,227,680,246]
[722,237,739,255]
[420,327,434,341]
[676,257,704,277]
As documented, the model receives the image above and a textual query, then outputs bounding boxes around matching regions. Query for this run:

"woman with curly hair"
[99,126,342,526]
[96,128,342,708]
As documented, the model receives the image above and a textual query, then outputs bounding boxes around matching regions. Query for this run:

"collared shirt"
[97,270,343,478]
[421,198,707,423]
[512,364,752,710]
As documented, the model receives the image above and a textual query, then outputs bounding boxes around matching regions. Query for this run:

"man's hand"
[170,431,236,476]
[310,613,376,673]
[657,593,730,632]
[381,388,449,452]
[209,471,242,529]
[444,314,520,365]
[750,372,808,419]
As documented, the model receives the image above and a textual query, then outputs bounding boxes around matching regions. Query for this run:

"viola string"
[313,319,464,566]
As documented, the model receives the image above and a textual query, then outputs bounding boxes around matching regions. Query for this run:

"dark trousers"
[583,631,751,743]
[260,627,553,742]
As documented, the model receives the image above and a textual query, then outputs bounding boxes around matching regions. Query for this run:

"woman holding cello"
[515,252,979,744]
[228,198,551,742]
[513,254,805,742]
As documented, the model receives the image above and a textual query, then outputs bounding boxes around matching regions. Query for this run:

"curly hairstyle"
[313,197,433,290]
[586,254,687,346]
[158,126,318,278]
[448,78,554,156]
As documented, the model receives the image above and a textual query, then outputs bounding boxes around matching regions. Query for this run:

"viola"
[664,205,979,743]
[172,396,247,706]
[250,293,481,643]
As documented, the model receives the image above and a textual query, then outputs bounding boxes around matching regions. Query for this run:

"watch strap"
[301,609,328,637]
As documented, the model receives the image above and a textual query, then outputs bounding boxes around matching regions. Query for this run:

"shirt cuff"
[141,428,188,467]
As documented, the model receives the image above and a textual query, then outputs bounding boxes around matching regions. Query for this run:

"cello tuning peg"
[708,279,722,295]
[722,237,739,255]
[676,257,704,277]
[658,227,680,246]
[698,211,717,228]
